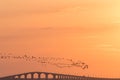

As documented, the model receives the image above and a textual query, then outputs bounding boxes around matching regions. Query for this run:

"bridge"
[0,72,120,80]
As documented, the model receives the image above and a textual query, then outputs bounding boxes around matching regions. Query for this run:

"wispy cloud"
[97,44,120,52]
[0,0,114,18]
[97,44,113,47]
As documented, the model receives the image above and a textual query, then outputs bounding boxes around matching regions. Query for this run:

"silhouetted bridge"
[0,72,120,80]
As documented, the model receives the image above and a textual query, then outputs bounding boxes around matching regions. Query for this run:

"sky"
[0,0,120,78]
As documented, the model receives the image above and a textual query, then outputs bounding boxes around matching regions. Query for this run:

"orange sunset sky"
[0,0,120,78]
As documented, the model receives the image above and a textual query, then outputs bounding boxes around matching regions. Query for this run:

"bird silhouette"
[0,53,88,69]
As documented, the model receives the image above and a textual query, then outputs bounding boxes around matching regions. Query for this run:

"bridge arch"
[48,73,54,79]
[33,73,39,79]
[26,73,32,79]
[40,73,46,79]
[14,75,19,79]
[55,75,59,80]
[20,74,25,78]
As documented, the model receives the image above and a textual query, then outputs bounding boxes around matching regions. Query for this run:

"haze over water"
[0,0,120,78]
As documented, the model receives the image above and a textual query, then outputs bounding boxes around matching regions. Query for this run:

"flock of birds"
[0,53,88,70]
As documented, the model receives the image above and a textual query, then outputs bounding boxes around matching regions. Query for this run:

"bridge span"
[0,72,120,80]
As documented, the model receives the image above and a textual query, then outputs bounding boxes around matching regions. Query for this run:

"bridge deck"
[0,72,120,80]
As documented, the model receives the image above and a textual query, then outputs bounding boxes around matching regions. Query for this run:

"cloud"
[97,44,120,52]
[0,0,114,18]
[103,48,120,52]
[0,27,53,41]
[98,44,113,47]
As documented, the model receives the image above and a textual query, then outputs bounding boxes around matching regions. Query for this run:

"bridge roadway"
[0,72,120,80]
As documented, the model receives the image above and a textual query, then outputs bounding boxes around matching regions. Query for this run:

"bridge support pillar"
[58,75,60,80]
[45,74,48,80]
[53,75,56,80]
[24,74,27,80]
[65,75,67,80]
[67,76,70,80]
[58,75,62,80]
[31,73,34,80]
[38,74,41,80]
[18,75,21,79]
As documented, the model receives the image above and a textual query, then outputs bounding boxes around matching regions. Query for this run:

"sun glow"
[1,0,120,78]
[108,1,120,24]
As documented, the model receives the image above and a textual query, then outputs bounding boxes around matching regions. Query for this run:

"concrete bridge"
[0,72,120,80]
